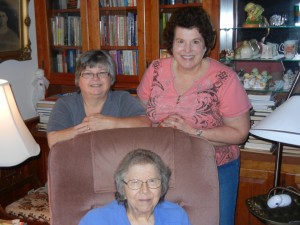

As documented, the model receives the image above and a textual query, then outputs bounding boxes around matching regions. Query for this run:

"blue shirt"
[79,200,192,225]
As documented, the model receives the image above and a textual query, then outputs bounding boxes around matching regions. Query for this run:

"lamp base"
[246,191,300,225]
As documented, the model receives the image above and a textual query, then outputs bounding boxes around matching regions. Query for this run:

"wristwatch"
[195,129,203,137]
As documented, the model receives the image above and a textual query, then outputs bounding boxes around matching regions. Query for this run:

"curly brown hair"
[163,6,216,57]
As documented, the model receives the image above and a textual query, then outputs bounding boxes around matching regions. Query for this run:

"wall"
[0,0,38,120]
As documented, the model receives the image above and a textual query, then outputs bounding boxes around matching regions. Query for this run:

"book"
[247,136,274,145]
[250,115,266,121]
[37,122,48,131]
[253,111,271,116]
[248,93,272,101]
[251,100,275,106]
[36,100,56,109]
[244,142,274,151]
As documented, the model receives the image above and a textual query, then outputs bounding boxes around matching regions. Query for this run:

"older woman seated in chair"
[79,149,191,225]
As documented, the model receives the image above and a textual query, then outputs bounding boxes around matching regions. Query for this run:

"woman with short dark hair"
[47,50,150,149]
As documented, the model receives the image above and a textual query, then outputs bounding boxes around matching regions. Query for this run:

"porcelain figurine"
[240,41,254,59]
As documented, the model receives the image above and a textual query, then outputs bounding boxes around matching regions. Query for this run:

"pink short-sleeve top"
[137,57,252,166]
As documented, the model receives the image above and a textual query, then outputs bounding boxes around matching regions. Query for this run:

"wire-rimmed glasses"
[81,72,109,79]
[123,178,161,190]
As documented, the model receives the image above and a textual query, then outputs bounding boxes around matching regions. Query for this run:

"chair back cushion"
[48,127,219,225]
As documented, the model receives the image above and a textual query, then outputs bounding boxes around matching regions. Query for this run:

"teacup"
[279,40,298,59]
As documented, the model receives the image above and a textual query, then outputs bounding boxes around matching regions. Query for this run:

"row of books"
[100,12,137,47]
[51,16,82,46]
[160,0,202,4]
[52,49,82,73]
[52,49,138,75]
[109,50,138,75]
[52,0,80,9]
[99,0,137,7]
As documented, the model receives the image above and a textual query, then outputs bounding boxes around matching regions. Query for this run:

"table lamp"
[0,79,40,167]
[246,72,300,224]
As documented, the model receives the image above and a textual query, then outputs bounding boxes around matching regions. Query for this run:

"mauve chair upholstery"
[48,127,219,225]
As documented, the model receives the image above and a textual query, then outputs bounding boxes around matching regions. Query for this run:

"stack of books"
[243,135,300,157]
[248,92,276,111]
[244,135,275,151]
[245,93,276,153]
[250,107,274,127]
[36,98,57,131]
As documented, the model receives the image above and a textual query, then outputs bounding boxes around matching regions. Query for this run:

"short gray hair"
[74,50,116,86]
[114,149,171,204]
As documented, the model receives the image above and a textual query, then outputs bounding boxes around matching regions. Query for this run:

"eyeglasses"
[123,178,161,190]
[81,72,110,79]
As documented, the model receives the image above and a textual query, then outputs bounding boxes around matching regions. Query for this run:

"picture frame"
[0,0,31,62]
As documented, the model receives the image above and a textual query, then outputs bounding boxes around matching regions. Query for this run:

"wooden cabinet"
[34,0,220,93]
[235,150,300,225]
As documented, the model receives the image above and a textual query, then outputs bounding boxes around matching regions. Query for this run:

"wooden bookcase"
[34,0,220,93]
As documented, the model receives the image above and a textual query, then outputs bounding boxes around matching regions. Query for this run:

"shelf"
[245,88,289,93]
[221,54,300,63]
[220,25,300,31]
[160,3,201,9]
[99,6,137,11]
[51,8,80,13]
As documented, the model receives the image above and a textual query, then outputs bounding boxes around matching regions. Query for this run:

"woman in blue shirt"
[79,149,191,225]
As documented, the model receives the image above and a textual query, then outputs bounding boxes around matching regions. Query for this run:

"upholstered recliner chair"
[48,127,219,225]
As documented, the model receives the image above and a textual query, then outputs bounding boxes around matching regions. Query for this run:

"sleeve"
[79,210,103,225]
[119,92,146,117]
[137,61,155,102]
[47,98,74,132]
[181,208,192,225]
[219,70,252,118]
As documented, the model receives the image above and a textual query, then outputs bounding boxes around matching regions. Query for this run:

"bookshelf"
[34,0,89,87]
[34,0,220,93]
[87,0,146,90]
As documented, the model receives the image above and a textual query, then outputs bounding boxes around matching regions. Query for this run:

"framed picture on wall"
[0,0,31,62]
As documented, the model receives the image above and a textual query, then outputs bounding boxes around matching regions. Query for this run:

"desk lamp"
[0,79,40,167]
[246,72,300,224]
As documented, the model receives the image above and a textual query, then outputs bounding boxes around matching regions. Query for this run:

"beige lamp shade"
[0,79,40,167]
[250,95,300,146]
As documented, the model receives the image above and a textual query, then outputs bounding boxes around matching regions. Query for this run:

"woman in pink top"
[137,6,252,225]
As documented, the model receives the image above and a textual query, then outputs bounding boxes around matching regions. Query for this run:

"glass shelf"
[220,25,300,31]
[245,88,289,93]
[220,54,300,63]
